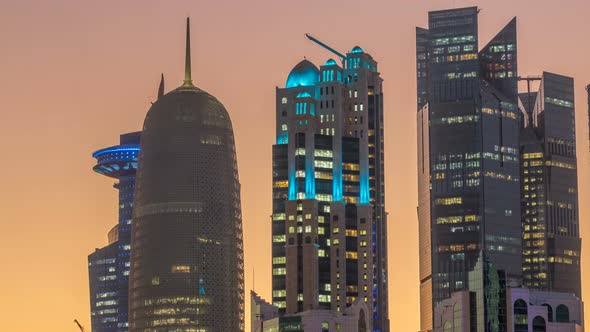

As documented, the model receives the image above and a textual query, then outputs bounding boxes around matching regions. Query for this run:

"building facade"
[433,288,584,332]
[271,42,388,330]
[520,72,582,297]
[506,288,584,332]
[251,291,280,332]
[416,7,522,331]
[251,292,371,332]
[128,19,244,331]
[89,131,141,332]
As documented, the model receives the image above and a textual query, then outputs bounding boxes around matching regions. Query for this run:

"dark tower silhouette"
[416,7,521,331]
[89,131,141,332]
[129,18,244,331]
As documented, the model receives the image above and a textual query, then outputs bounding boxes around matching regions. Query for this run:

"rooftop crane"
[304,33,346,66]
[73,319,85,332]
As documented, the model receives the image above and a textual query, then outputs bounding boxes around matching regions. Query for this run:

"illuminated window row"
[434,197,462,205]
[436,215,478,224]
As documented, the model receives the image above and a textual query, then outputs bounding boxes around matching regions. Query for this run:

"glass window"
[556,305,569,323]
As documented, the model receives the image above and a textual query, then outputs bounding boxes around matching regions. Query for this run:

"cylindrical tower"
[129,18,244,332]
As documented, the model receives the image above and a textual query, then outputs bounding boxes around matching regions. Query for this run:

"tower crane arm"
[304,33,346,61]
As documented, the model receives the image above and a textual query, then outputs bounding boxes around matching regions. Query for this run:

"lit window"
[273,257,286,264]
[273,235,286,243]
[171,265,190,273]
[345,229,358,237]
[200,134,222,145]
[346,251,358,259]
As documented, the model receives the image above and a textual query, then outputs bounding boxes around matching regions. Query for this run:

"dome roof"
[351,46,364,54]
[286,59,319,88]
[324,58,337,66]
[143,86,231,132]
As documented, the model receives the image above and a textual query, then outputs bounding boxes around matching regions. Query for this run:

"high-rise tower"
[129,19,244,331]
[520,72,581,297]
[416,7,521,331]
[271,38,388,331]
[89,131,141,332]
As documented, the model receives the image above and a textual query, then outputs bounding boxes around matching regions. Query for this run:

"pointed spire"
[158,73,165,98]
[183,17,194,87]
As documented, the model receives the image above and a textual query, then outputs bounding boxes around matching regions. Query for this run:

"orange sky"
[0,0,589,331]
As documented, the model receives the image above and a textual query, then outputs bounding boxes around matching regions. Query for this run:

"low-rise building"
[251,291,370,332]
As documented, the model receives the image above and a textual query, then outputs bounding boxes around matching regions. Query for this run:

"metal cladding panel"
[129,87,244,332]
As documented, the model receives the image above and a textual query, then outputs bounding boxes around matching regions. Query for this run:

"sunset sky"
[1,0,589,331]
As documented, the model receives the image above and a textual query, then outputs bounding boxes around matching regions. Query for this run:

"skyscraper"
[270,37,388,331]
[416,7,522,331]
[129,19,244,331]
[520,72,581,297]
[89,131,141,332]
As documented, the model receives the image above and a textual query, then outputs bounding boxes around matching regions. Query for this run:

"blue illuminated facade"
[88,132,140,332]
[272,45,388,331]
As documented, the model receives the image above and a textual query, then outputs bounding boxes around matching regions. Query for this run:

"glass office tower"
[129,19,244,331]
[272,44,389,331]
[520,72,581,297]
[416,7,521,331]
[89,132,141,332]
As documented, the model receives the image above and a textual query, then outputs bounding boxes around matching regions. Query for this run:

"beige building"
[251,292,371,332]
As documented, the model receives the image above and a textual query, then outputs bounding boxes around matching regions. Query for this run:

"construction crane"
[73,319,85,332]
[304,33,346,66]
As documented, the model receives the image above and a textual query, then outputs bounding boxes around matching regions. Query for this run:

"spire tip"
[158,73,165,99]
[183,17,193,87]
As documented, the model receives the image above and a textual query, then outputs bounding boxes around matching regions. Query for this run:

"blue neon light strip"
[93,146,140,159]
[332,167,342,202]
[305,157,315,199]
[360,172,370,204]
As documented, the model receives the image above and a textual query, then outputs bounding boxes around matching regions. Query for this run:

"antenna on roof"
[182,17,194,87]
